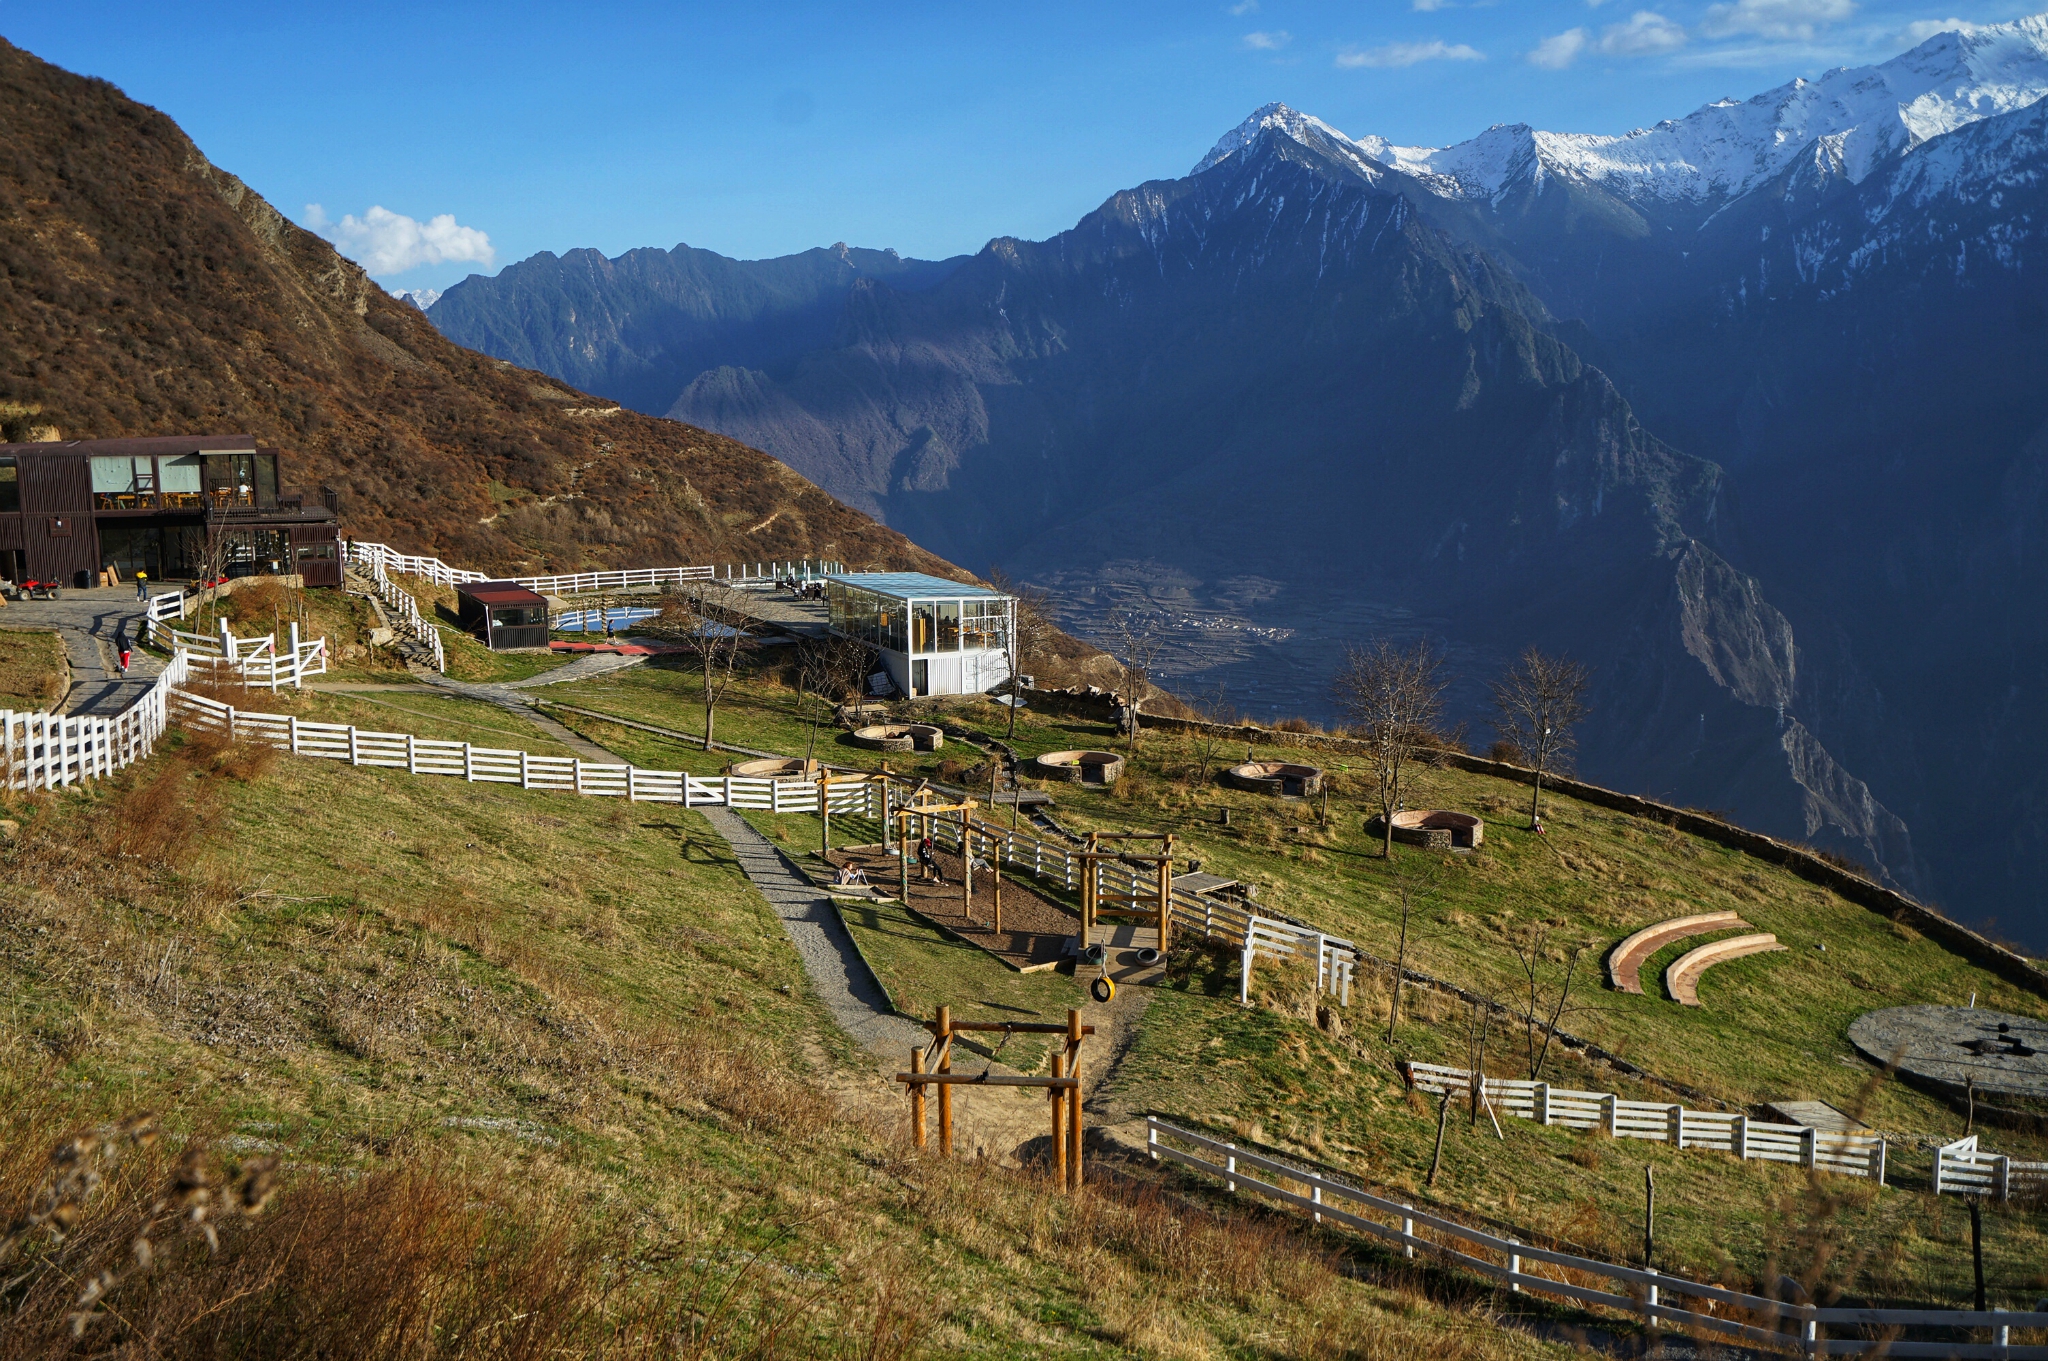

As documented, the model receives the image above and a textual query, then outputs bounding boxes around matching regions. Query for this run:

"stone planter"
[727,757,821,780]
[850,723,944,753]
[1367,809,1485,849]
[1220,761,1324,797]
[1032,750,1125,785]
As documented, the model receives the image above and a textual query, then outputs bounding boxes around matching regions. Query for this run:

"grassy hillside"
[533,657,2048,1309]
[0,722,1571,1359]
[0,628,66,710]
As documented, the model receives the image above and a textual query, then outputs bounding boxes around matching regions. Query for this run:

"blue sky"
[3,0,2038,291]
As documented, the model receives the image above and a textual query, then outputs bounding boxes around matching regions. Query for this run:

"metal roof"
[458,580,549,606]
[825,571,1009,600]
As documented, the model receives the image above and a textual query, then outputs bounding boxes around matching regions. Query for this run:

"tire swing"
[1090,974,1117,1004]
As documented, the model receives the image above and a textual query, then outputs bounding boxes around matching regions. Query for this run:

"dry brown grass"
[0,628,66,711]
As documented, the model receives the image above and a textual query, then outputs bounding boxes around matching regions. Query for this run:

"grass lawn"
[0,627,66,710]
[0,726,1581,1359]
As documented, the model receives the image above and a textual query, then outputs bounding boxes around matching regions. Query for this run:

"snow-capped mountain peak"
[1198,14,2048,208]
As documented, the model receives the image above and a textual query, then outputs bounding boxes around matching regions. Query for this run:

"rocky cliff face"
[0,39,948,579]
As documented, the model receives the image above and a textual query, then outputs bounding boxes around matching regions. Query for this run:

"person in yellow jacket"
[133,568,148,600]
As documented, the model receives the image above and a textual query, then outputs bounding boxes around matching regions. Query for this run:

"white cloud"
[1336,38,1485,67]
[1242,29,1291,48]
[303,204,495,277]
[1227,0,1258,13]
[1897,15,1977,43]
[1533,10,1687,64]
[1528,26,1591,66]
[1700,0,1854,40]
[1412,0,1453,10]
[1597,10,1689,54]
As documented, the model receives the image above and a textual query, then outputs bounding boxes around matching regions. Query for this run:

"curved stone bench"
[850,724,943,753]
[1665,933,1785,1007]
[1221,761,1323,797]
[1606,910,1749,994]
[1033,750,1124,785]
[727,757,821,780]
[1368,810,1484,849]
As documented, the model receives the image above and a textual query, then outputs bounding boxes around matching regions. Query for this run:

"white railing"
[345,539,843,596]
[1146,1118,2047,1359]
[355,555,445,673]
[1935,1135,2048,1200]
[145,614,328,691]
[1,653,191,792]
[1404,1064,1888,1182]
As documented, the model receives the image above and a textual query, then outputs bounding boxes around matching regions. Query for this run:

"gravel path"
[3,585,161,715]
[699,804,927,1057]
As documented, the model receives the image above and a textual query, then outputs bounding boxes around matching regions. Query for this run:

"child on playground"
[918,834,945,885]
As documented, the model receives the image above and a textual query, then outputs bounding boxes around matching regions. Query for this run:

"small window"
[295,543,338,561]
[47,515,71,537]
[491,606,543,628]
[0,458,16,513]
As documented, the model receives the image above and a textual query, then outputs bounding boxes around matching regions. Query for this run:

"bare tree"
[1188,680,1236,787]
[985,568,1056,740]
[1330,638,1451,859]
[656,582,749,751]
[1463,995,1498,1130]
[1509,925,1589,1081]
[1104,608,1164,753]
[1489,647,1592,832]
[1383,865,1439,1043]
[793,633,866,760]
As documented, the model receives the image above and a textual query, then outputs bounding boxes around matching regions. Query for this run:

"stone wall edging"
[1016,686,2047,997]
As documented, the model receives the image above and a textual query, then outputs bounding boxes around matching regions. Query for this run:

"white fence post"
[1534,1082,1550,1126]
[1733,1114,1748,1162]
[1801,1127,1818,1171]
[1669,1105,1684,1149]
[1603,1094,1618,1137]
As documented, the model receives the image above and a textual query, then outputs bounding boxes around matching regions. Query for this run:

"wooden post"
[1068,1057,1084,1192]
[937,1006,953,1156]
[1155,852,1171,951]
[962,807,973,918]
[819,774,829,856]
[1050,1051,1067,1187]
[910,1047,926,1149]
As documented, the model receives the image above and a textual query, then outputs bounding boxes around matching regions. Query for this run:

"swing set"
[896,1005,1095,1191]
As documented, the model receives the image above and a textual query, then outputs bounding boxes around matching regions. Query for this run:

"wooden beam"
[931,1021,1097,1036]
[1050,1051,1067,1187]
[910,1046,926,1149]
[895,1072,1083,1088]
[937,1005,953,1156]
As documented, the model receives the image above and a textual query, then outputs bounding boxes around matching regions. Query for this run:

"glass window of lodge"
[962,599,1008,652]
[911,602,936,653]
[936,600,961,651]
[0,457,16,513]
[160,455,201,496]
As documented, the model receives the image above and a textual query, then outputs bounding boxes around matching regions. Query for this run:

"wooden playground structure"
[896,1005,1094,1191]
[892,784,1010,931]
[1079,830,1176,952]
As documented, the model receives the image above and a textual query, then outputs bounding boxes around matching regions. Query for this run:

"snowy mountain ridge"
[1199,13,2048,207]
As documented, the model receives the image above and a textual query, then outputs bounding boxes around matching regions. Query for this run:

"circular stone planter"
[850,723,944,753]
[1032,750,1125,785]
[1368,809,1485,850]
[727,757,821,780]
[1221,760,1324,797]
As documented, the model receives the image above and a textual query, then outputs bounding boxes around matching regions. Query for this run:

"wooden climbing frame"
[896,1006,1094,1191]
[892,793,1002,928]
[1078,830,1176,951]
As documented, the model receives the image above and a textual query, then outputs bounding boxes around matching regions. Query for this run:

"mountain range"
[425,15,2048,949]
[0,37,945,581]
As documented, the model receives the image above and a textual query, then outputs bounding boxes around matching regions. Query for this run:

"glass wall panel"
[879,599,905,652]
[961,600,1009,653]
[936,600,960,652]
[911,602,936,654]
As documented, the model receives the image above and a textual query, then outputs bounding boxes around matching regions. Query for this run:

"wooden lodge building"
[0,435,343,589]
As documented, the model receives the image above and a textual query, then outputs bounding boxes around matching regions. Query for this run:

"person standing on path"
[133,569,148,600]
[114,625,132,677]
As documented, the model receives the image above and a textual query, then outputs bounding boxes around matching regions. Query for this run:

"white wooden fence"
[344,539,843,595]
[1935,1135,2048,1200]
[145,592,329,688]
[0,653,191,792]
[1404,1064,1889,1182]
[1146,1118,2047,1358]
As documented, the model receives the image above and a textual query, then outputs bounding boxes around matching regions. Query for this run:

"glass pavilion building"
[824,572,1015,698]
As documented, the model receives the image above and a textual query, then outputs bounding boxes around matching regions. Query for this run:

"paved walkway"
[700,804,927,1057]
[2,585,162,716]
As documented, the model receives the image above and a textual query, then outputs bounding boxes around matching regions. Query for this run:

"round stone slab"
[1847,1005,2048,1099]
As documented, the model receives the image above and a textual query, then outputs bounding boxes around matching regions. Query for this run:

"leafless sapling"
[1104,607,1164,753]
[1331,637,1451,859]
[660,582,748,751]
[1489,647,1592,832]
[1463,994,1500,1130]
[986,568,1055,740]
[1384,863,1438,1044]
[1188,680,1236,787]
[1510,925,1589,1081]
